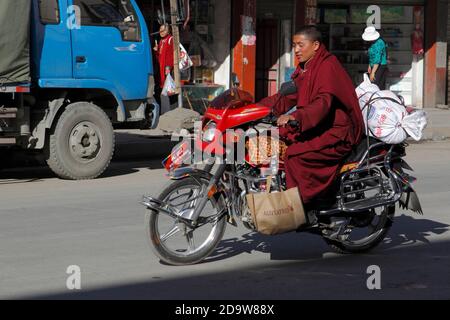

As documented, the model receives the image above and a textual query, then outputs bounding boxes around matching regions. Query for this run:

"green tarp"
[0,0,31,85]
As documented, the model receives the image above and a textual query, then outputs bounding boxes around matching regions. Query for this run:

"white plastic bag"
[162,73,177,96]
[365,91,408,144]
[356,73,380,125]
[402,110,428,141]
[355,75,427,144]
[179,43,193,71]
[356,73,380,100]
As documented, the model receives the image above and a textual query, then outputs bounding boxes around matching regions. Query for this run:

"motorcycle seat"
[343,136,385,164]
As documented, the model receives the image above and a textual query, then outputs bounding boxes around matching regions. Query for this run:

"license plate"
[162,141,192,172]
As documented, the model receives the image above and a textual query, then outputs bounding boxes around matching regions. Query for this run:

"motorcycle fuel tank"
[204,104,271,131]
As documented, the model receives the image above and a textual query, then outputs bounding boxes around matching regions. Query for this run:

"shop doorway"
[256,19,280,101]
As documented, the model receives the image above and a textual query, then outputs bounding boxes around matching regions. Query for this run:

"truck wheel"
[47,102,115,180]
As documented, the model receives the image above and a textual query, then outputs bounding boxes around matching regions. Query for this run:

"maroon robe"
[258,45,364,204]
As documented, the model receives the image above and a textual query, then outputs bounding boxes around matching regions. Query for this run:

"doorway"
[256,19,280,101]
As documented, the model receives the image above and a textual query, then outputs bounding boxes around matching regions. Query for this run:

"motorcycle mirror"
[232,73,240,88]
[279,80,297,96]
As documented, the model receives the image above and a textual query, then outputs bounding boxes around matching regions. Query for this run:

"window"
[324,8,348,24]
[73,0,141,42]
[39,0,60,24]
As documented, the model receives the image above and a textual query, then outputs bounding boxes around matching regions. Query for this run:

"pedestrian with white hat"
[362,26,388,90]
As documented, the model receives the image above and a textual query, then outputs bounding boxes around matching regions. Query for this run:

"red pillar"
[424,0,448,108]
[231,0,257,98]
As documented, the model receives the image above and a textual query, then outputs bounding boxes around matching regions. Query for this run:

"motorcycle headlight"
[202,121,217,142]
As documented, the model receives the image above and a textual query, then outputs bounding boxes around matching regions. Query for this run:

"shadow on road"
[204,214,450,263]
[0,166,55,183]
[0,132,176,181]
[16,216,450,300]
[0,161,162,182]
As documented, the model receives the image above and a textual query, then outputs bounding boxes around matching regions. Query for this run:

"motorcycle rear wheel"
[323,205,395,254]
[145,177,227,266]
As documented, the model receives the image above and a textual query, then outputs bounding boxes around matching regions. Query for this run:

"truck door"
[32,0,73,81]
[69,0,150,100]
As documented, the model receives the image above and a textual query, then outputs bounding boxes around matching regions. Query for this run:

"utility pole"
[169,0,183,107]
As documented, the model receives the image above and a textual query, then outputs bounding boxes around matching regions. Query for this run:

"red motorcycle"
[142,83,423,266]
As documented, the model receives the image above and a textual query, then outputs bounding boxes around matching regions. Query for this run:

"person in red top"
[258,26,364,207]
[153,24,174,89]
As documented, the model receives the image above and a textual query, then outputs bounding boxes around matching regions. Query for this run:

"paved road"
[1,140,449,300]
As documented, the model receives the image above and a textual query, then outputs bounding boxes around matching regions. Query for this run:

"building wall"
[257,0,294,20]
[211,0,231,89]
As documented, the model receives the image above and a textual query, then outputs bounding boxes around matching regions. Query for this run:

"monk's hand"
[277,115,295,127]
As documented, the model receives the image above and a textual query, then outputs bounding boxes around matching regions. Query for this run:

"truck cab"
[0,0,159,179]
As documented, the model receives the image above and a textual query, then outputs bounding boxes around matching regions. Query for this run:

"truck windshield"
[73,0,141,42]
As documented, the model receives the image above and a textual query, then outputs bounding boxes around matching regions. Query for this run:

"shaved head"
[294,25,323,43]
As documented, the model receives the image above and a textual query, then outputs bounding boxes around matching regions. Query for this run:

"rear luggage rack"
[339,167,392,212]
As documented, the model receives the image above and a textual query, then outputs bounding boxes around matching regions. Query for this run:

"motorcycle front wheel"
[145,177,227,266]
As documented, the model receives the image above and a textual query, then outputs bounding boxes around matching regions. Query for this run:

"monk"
[258,26,364,207]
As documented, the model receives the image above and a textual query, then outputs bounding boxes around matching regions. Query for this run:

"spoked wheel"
[322,205,395,254]
[145,177,227,266]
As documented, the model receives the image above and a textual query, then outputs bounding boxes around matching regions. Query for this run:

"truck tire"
[46,102,115,180]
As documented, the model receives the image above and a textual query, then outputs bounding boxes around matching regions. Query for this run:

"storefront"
[137,0,446,111]
[136,0,231,114]
[315,1,426,107]
[229,0,430,108]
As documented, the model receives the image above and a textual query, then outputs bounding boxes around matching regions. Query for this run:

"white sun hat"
[362,26,380,41]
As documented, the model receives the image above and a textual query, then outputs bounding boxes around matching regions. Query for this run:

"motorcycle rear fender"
[391,160,423,215]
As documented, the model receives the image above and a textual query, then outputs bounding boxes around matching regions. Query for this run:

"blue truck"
[0,0,160,179]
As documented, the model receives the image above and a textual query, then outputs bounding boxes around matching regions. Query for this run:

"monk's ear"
[313,41,321,52]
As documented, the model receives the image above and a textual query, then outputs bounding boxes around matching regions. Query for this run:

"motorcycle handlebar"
[265,115,300,128]
[287,120,300,128]
[269,118,300,128]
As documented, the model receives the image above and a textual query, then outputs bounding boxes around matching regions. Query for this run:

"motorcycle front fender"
[168,166,235,223]
[168,166,212,181]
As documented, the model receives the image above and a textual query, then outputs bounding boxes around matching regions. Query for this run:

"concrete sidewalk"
[421,108,450,141]
[114,128,175,162]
